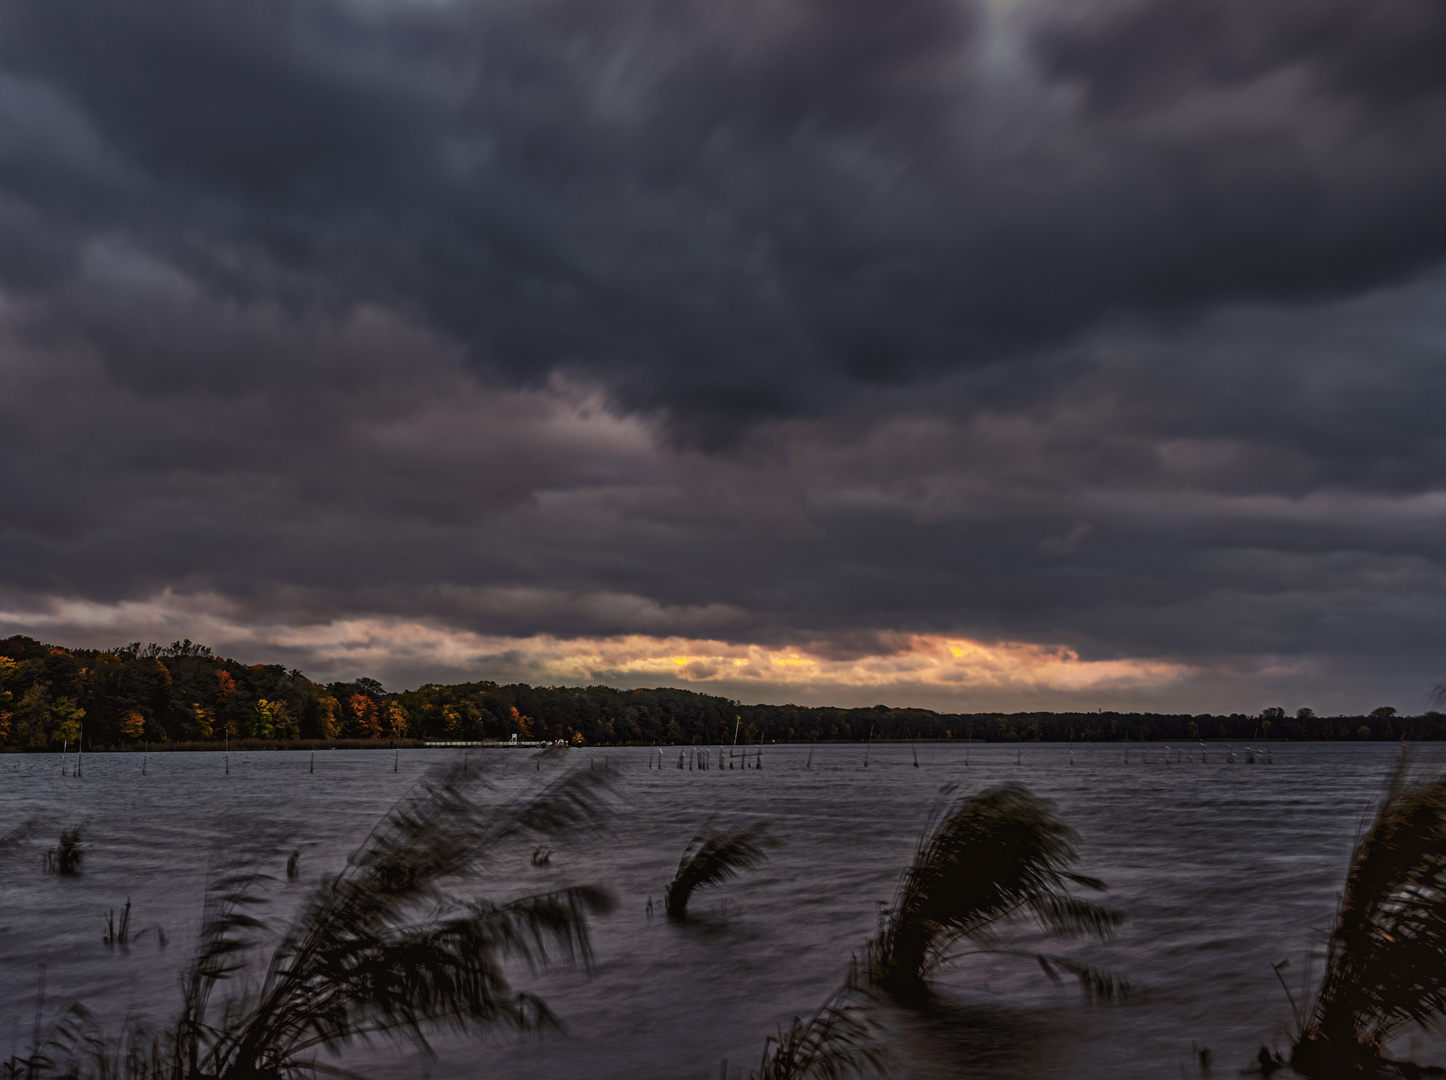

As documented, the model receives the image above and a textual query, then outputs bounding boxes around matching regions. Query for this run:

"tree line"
[1,634,1439,750]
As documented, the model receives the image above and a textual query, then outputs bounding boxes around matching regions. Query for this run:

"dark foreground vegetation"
[1289,753,1446,1079]
[865,783,1128,1004]
[1,760,1126,1080]
[2,635,1436,752]
[6,762,617,1080]
[6,750,1446,1078]
[664,823,777,919]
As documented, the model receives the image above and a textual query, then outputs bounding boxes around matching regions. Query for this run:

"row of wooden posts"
[51,739,1273,779]
[648,746,765,770]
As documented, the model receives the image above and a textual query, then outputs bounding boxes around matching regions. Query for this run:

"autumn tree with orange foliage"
[386,701,409,739]
[511,707,533,739]
[121,710,146,741]
[349,693,382,739]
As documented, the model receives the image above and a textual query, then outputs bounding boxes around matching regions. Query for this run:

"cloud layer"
[1,0,1444,712]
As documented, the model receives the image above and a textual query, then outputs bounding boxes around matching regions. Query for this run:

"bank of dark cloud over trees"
[0,0,1445,714]
[2,636,1434,752]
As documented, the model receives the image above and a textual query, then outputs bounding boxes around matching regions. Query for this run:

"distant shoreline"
[3,736,1425,753]
[5,632,1438,752]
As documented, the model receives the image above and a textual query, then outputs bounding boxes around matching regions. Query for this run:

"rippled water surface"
[4,742,1443,1078]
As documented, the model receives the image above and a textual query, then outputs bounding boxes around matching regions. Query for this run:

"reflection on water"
[2,742,1442,1078]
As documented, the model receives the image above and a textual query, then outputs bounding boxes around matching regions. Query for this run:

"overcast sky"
[1,0,1444,713]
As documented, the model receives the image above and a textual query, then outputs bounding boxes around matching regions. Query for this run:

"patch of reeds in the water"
[101,898,167,949]
[41,828,83,876]
[1291,753,1446,1079]
[9,767,1141,1080]
[739,781,1130,1080]
[665,822,778,919]
[8,761,615,1080]
[865,781,1128,1003]
[749,969,889,1080]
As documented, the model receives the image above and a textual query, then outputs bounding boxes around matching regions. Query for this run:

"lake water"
[3,742,1442,1079]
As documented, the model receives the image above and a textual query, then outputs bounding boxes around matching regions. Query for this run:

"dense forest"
[1,634,1440,751]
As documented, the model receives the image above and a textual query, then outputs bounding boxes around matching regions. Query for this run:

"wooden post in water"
[61,740,67,776]
[224,732,229,776]
[864,725,872,768]
[310,751,315,774]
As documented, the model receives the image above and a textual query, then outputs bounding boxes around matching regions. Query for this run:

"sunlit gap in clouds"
[0,591,1192,709]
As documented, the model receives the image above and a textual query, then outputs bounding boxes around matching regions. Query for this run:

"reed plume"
[749,975,887,1080]
[1292,754,1446,1078]
[42,828,84,876]
[8,761,614,1080]
[866,781,1126,1002]
[664,822,777,919]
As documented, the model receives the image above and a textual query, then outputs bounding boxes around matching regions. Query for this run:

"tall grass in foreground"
[749,972,888,1080]
[866,782,1127,1002]
[738,781,1128,1080]
[6,761,614,1080]
[665,822,778,919]
[1291,754,1446,1079]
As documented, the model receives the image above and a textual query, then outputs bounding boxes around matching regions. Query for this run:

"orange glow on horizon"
[0,594,1193,700]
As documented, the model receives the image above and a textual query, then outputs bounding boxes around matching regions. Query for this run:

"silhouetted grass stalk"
[748,970,887,1080]
[7,761,614,1080]
[1291,753,1446,1078]
[865,781,1127,1002]
[42,829,83,876]
[665,823,777,919]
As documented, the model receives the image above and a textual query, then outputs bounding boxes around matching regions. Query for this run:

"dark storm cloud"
[1033,0,1446,111]
[0,0,978,433]
[2,0,1445,430]
[1,0,1445,711]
